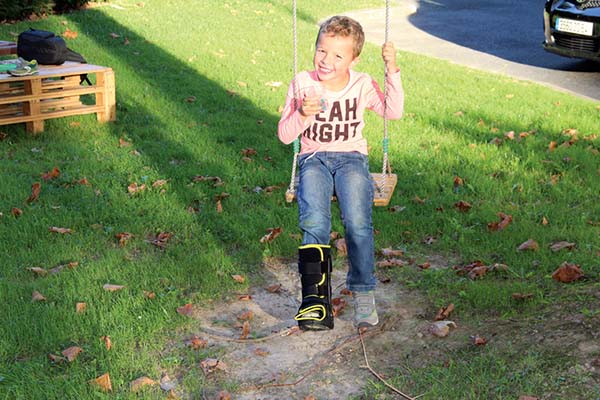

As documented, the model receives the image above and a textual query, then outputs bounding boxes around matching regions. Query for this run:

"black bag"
[17,28,86,65]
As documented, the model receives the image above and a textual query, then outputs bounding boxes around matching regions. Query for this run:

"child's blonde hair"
[317,16,365,58]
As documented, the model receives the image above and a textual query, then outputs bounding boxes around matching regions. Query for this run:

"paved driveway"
[347,0,600,101]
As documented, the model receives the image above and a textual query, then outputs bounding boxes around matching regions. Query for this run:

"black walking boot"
[294,244,334,330]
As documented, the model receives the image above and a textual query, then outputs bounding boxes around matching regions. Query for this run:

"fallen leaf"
[418,262,431,270]
[380,247,403,257]
[200,358,228,374]
[48,353,66,363]
[488,212,512,231]
[376,258,406,268]
[115,232,134,246]
[119,137,131,147]
[49,226,73,234]
[28,267,48,276]
[254,348,269,357]
[176,303,194,317]
[41,167,60,180]
[11,207,23,217]
[468,265,488,280]
[32,290,46,302]
[130,376,157,392]
[49,261,78,274]
[260,227,282,243]
[240,320,251,339]
[332,297,347,317]
[63,27,78,39]
[128,182,147,194]
[109,32,120,38]
[517,239,539,251]
[428,320,457,338]
[470,335,487,346]
[26,182,41,203]
[454,200,472,212]
[89,373,112,392]
[143,291,156,299]
[434,303,455,321]
[101,335,112,350]
[334,238,347,256]
[62,346,83,361]
[76,302,87,313]
[266,284,282,293]
[216,199,223,213]
[231,274,245,283]
[159,374,177,392]
[103,284,126,292]
[549,241,576,252]
[185,335,207,350]
[216,390,231,400]
[237,310,254,321]
[240,148,257,157]
[551,262,583,283]
[148,231,172,248]
[512,293,534,300]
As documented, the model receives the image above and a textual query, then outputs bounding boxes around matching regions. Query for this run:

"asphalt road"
[347,0,600,101]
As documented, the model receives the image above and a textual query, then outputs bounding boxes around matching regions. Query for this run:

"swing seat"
[285,172,397,207]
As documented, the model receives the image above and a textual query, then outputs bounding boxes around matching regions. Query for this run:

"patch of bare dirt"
[185,257,433,400]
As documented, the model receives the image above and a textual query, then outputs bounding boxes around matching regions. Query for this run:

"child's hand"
[299,95,323,118]
[382,42,399,74]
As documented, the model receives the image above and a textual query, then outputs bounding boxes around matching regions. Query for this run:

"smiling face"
[313,33,359,91]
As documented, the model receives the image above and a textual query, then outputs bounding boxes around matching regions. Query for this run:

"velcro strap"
[298,260,322,275]
[295,303,326,322]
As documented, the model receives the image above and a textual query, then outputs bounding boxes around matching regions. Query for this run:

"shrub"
[0,0,93,21]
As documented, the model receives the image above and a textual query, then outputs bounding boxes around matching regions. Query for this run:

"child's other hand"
[382,42,399,74]
[299,95,322,118]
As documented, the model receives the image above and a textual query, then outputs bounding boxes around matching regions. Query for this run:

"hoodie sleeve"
[365,70,404,120]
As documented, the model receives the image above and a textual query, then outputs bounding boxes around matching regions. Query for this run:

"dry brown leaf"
[380,247,403,257]
[26,182,41,203]
[152,179,168,189]
[41,167,60,181]
[28,267,48,276]
[512,293,534,300]
[11,207,23,217]
[551,262,583,283]
[517,239,539,251]
[549,241,576,252]
[240,321,250,339]
[63,27,78,39]
[216,199,223,213]
[434,303,455,321]
[334,238,347,256]
[49,226,73,234]
[89,373,112,392]
[76,302,87,313]
[376,258,406,268]
[127,182,147,194]
[176,303,194,317]
[110,32,120,38]
[200,358,228,374]
[266,283,282,293]
[260,227,282,243]
[240,148,257,157]
[32,290,46,302]
[238,294,252,301]
[115,232,134,247]
[470,335,487,346]
[48,353,66,363]
[428,320,456,337]
[332,297,347,317]
[454,200,472,212]
[48,261,78,275]
[103,284,126,292]
[488,212,512,231]
[118,137,131,147]
[468,265,488,280]
[130,376,157,392]
[148,231,172,248]
[216,390,231,400]
[541,216,549,225]
[101,335,112,350]
[418,262,431,270]
[231,274,245,283]
[62,346,83,361]
[254,348,270,357]
[185,335,207,350]
[143,291,156,299]
[237,310,254,321]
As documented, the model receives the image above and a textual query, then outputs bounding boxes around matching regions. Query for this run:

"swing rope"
[287,0,393,198]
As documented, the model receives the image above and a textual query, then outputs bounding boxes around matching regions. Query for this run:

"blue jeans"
[297,151,376,292]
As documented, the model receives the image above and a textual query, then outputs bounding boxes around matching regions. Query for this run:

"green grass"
[1,0,599,399]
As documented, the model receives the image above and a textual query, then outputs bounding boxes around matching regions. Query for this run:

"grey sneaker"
[353,290,379,328]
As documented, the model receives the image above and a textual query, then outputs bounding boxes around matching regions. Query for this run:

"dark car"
[543,0,600,61]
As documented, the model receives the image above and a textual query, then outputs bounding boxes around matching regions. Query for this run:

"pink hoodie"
[278,69,404,155]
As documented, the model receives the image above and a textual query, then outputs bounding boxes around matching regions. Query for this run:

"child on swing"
[278,15,404,330]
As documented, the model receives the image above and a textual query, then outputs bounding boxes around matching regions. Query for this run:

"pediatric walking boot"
[294,244,334,330]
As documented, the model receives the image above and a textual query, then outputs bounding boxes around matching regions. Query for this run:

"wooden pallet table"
[0,62,115,133]
[0,41,17,56]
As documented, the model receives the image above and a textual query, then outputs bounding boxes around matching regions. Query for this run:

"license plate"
[556,18,594,36]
